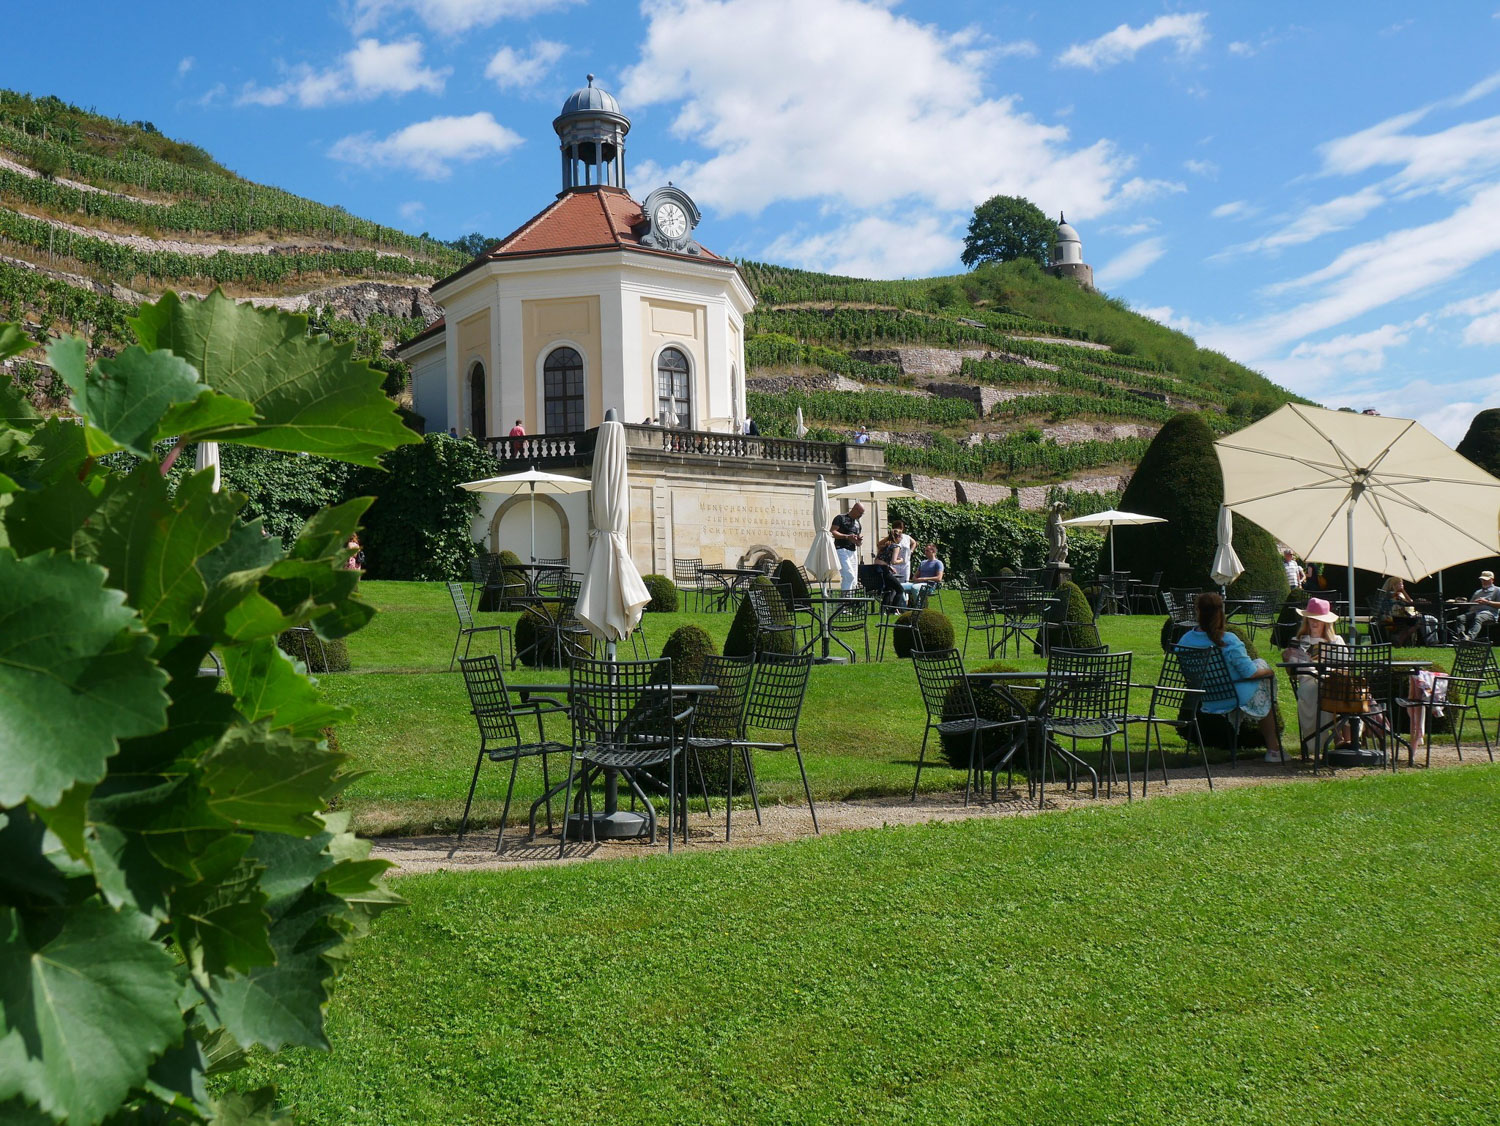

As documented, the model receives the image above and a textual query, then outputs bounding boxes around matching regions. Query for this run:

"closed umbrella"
[194,440,221,492]
[1210,504,1244,591]
[795,407,808,438]
[460,466,591,562]
[1060,508,1166,574]
[1215,404,1500,629]
[575,412,651,650]
[804,475,840,586]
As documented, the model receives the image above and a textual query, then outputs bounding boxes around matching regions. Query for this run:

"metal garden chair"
[457,656,571,852]
[910,649,1027,806]
[1409,641,1496,765]
[1129,651,1210,795]
[1314,644,1401,767]
[827,595,874,663]
[733,653,818,833]
[681,654,756,838]
[447,581,512,671]
[673,556,707,612]
[1176,645,1275,769]
[1130,570,1164,615]
[748,583,814,656]
[1001,590,1052,658]
[559,656,694,855]
[958,585,1005,659]
[1044,648,1134,800]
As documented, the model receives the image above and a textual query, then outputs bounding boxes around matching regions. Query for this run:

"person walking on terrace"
[831,502,864,592]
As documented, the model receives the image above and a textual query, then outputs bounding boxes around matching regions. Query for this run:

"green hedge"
[888,499,1103,583]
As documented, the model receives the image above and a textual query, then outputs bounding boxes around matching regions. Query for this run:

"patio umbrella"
[460,466,591,562]
[1060,508,1166,574]
[575,410,651,652]
[804,475,840,586]
[194,440,221,492]
[1210,504,1244,591]
[1215,403,1500,622]
[826,478,923,550]
[795,407,808,438]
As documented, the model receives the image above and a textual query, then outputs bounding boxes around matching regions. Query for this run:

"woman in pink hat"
[1286,596,1345,756]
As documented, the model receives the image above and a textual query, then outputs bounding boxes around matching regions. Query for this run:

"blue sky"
[8,1,1500,441]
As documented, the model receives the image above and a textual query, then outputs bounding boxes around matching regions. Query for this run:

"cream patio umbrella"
[804,475,840,587]
[795,406,808,438]
[1060,508,1167,574]
[1210,504,1244,591]
[826,478,924,552]
[194,440,221,492]
[460,466,591,562]
[574,410,652,652]
[1215,404,1500,626]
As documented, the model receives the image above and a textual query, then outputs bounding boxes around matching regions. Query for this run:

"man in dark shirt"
[830,502,864,592]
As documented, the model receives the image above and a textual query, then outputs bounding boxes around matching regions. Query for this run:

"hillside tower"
[554,74,629,191]
[1047,213,1094,289]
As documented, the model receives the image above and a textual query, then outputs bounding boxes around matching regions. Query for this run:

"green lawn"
[233,766,1500,1125]
[327,582,1479,836]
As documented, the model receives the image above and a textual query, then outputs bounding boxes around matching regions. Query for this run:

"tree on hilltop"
[961,195,1055,270]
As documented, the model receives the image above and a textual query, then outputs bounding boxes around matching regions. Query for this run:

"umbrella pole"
[1109,524,1116,574]
[1347,501,1358,644]
[529,484,536,563]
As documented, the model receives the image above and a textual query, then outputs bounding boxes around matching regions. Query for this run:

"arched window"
[543,347,585,433]
[656,347,691,429]
[468,363,486,438]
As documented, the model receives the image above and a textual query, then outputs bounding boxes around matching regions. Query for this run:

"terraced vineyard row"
[989,392,1200,428]
[0,206,435,286]
[746,389,978,427]
[746,306,1082,349]
[0,124,463,266]
[885,434,1151,480]
[745,332,903,382]
[0,259,132,345]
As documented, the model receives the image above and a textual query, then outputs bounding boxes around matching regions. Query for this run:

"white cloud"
[1134,304,1201,333]
[350,0,575,34]
[1227,40,1254,57]
[1103,219,1157,236]
[1441,288,1500,345]
[238,38,448,107]
[178,56,194,76]
[1116,176,1187,204]
[399,200,426,222]
[1183,158,1218,177]
[1362,374,1500,444]
[992,39,1040,59]
[1224,185,1386,256]
[485,40,566,90]
[329,112,523,179]
[1211,199,1254,219]
[1057,13,1209,70]
[621,0,1146,224]
[1096,237,1165,286]
[764,214,963,279]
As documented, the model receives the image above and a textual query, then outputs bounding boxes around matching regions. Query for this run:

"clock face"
[655,201,688,241]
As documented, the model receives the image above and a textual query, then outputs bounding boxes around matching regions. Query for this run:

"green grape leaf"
[0,323,33,362]
[223,640,350,738]
[202,884,343,1051]
[209,1087,291,1125]
[197,517,283,591]
[90,465,241,634]
[0,902,183,1126]
[0,551,169,808]
[129,290,417,466]
[139,1032,211,1117]
[0,808,70,907]
[169,841,273,979]
[156,390,258,441]
[199,723,344,836]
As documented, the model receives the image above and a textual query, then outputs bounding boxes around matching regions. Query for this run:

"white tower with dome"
[1047,212,1094,289]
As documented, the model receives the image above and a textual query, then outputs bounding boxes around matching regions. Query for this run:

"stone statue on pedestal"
[1046,500,1069,564]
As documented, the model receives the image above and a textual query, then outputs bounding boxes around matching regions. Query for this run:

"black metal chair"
[1131,570,1164,615]
[911,649,1026,806]
[958,585,1005,659]
[1411,642,1497,765]
[1176,644,1267,770]
[673,556,707,612]
[1314,644,1401,767]
[1044,649,1134,799]
[467,555,494,607]
[748,583,814,656]
[1245,590,1281,647]
[1001,590,1052,658]
[457,656,570,852]
[281,625,329,673]
[447,581,512,671]
[682,654,756,838]
[1098,572,1132,616]
[733,653,818,833]
[1130,651,1211,795]
[559,657,694,855]
[1166,588,1201,624]
[826,594,874,663]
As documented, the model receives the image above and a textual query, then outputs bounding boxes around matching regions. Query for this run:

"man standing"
[831,502,864,592]
[1463,570,1500,640]
[1281,549,1305,589]
[508,419,525,456]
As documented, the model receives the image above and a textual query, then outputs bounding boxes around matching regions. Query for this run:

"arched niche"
[488,492,572,561]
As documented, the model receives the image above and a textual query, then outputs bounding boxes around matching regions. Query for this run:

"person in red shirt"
[508,419,525,456]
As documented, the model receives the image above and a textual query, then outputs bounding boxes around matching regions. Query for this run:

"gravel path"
[372,740,1490,876]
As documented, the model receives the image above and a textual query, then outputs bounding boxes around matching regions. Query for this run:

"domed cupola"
[554,74,630,192]
[1052,212,1083,266]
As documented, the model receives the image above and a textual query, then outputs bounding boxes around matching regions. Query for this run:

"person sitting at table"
[869,528,907,611]
[906,543,944,607]
[830,502,864,592]
[1283,596,1346,756]
[1176,591,1285,763]
[1373,576,1439,646]
[1462,570,1500,641]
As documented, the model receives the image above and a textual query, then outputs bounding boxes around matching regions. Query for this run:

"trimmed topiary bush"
[513,603,591,668]
[660,625,716,681]
[1042,579,1099,652]
[1113,412,1286,601]
[724,576,797,657]
[893,609,956,657]
[276,629,351,673]
[478,548,527,612]
[938,662,1034,770]
[643,573,679,613]
[654,626,749,796]
[774,558,811,606]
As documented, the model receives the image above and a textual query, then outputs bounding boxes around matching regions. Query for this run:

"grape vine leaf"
[0,551,169,808]
[0,902,183,1126]
[199,723,343,836]
[129,290,417,466]
[222,640,350,738]
[0,323,31,363]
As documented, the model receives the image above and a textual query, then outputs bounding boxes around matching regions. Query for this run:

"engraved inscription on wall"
[669,487,815,565]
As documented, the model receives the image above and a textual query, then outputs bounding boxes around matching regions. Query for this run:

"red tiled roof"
[402,316,445,348]
[434,187,732,291]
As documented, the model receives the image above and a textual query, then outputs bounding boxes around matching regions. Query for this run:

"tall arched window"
[656,347,691,429]
[543,347,585,433]
[468,362,486,438]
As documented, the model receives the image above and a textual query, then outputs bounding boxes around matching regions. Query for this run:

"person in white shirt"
[1463,570,1500,640]
[1281,549,1305,589]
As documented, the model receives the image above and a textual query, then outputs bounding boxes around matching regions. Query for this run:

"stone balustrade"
[486,424,849,469]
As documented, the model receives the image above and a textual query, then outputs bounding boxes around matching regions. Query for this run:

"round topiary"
[660,625,716,681]
[1113,412,1286,602]
[276,630,350,673]
[723,576,796,657]
[513,603,591,668]
[477,549,527,611]
[774,559,811,606]
[643,573,679,613]
[893,609,955,657]
[647,626,748,796]
[937,662,1035,770]
[1041,580,1099,652]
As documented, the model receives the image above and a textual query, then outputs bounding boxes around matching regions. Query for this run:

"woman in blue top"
[1177,591,1285,762]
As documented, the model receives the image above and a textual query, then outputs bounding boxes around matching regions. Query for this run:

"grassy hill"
[0,89,1302,502]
